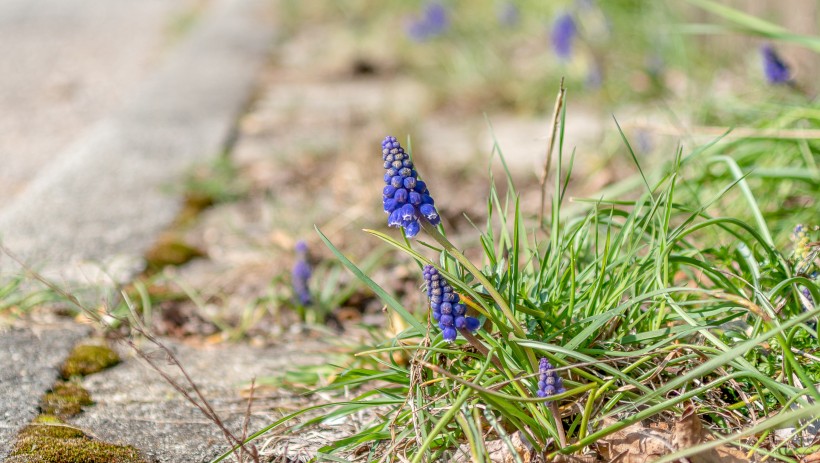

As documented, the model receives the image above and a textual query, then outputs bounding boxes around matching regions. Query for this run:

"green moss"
[61,345,120,378]
[11,421,145,463]
[32,414,63,424]
[40,382,93,418]
[144,234,206,270]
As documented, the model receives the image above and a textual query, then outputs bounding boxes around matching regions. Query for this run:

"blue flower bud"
[394,188,408,204]
[400,204,416,221]
[453,304,466,316]
[388,209,403,227]
[404,221,421,238]
[420,204,440,225]
[383,198,398,213]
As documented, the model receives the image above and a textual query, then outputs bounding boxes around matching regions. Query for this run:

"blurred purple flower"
[423,265,480,342]
[497,2,519,27]
[382,136,440,238]
[407,2,450,41]
[537,358,566,399]
[550,13,576,60]
[292,241,312,306]
[761,44,791,84]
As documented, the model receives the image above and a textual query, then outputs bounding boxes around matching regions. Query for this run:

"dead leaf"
[673,405,705,450]
[673,405,749,463]
[456,432,533,463]
[596,419,674,463]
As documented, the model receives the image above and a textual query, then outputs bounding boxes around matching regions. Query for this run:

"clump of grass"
[216,82,818,462]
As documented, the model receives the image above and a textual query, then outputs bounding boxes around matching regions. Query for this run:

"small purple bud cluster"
[382,136,440,238]
[292,241,312,306]
[407,2,449,42]
[423,265,481,342]
[537,358,566,399]
[550,13,576,60]
[761,44,791,85]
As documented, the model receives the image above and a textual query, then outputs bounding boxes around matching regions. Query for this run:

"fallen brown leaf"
[674,405,748,463]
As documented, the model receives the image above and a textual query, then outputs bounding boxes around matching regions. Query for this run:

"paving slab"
[0,0,274,283]
[0,0,206,200]
[0,322,91,460]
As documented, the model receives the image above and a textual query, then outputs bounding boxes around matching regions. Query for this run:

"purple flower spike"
[422,265,481,342]
[761,44,791,84]
[537,358,566,400]
[292,241,312,306]
[381,136,441,238]
[551,13,576,60]
[407,2,449,42]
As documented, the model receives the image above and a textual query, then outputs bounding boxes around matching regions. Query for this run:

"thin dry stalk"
[2,245,259,463]
[539,78,566,227]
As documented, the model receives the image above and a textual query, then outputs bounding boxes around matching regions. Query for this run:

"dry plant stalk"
[2,245,260,463]
[539,77,566,227]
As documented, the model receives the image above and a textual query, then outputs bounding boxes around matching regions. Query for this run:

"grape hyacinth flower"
[536,358,566,399]
[292,241,312,306]
[550,13,576,60]
[382,136,441,238]
[761,44,791,85]
[422,265,480,342]
[407,2,449,42]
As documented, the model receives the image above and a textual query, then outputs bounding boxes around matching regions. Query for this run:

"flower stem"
[549,402,568,448]
[459,328,504,371]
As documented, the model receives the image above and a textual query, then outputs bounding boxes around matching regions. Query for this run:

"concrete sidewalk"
[0,0,274,283]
